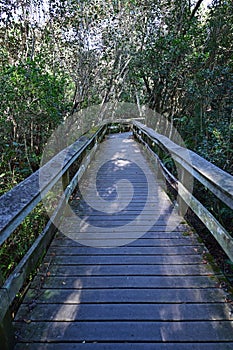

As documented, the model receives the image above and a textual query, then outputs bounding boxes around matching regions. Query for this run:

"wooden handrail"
[0,123,108,350]
[133,121,233,208]
[133,120,233,262]
[0,125,107,246]
[0,119,134,247]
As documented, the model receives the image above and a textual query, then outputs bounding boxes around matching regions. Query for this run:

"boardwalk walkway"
[14,132,233,349]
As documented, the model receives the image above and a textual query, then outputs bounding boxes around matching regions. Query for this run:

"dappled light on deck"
[13,130,233,350]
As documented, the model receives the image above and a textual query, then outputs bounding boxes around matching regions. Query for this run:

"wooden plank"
[30,275,218,289]
[55,230,193,239]
[62,224,190,233]
[70,206,173,212]
[44,254,204,265]
[48,246,204,255]
[22,287,228,304]
[65,218,183,225]
[73,195,163,201]
[51,238,202,247]
[53,232,198,241]
[13,342,233,350]
[37,264,214,276]
[71,200,171,205]
[71,208,174,215]
[65,219,186,226]
[13,320,233,342]
[56,240,201,248]
[64,219,186,227]
[15,302,233,321]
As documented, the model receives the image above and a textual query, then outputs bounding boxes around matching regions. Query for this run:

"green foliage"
[0,203,48,286]
[0,58,72,193]
[127,0,233,175]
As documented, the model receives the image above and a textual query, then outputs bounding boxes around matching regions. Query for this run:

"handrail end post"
[0,310,15,350]
[176,194,187,217]
[62,170,70,191]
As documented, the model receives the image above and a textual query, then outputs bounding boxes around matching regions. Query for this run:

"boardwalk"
[14,132,233,349]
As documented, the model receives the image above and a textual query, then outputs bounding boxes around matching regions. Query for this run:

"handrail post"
[176,167,189,217]
[0,290,15,350]
[0,312,15,350]
[62,170,70,191]
[62,170,72,217]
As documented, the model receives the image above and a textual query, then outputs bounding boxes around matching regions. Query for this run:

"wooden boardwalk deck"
[14,132,233,349]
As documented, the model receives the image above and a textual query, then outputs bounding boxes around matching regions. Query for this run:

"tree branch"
[190,0,205,20]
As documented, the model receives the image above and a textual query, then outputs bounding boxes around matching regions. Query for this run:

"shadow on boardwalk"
[14,132,233,349]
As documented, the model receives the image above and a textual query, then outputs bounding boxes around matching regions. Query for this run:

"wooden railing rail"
[133,121,233,262]
[0,123,108,350]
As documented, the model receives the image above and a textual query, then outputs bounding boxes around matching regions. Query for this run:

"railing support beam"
[0,311,15,350]
[62,170,70,191]
[0,290,15,350]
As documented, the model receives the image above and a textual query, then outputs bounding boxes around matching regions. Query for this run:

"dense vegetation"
[0,0,232,281]
[1,0,232,195]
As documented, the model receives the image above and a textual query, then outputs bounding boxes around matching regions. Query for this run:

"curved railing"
[133,121,233,262]
[0,123,109,349]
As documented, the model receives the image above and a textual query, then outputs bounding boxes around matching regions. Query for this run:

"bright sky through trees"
[0,0,232,197]
[203,0,213,8]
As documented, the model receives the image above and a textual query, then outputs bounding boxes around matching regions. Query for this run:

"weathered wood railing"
[0,123,110,350]
[133,120,233,263]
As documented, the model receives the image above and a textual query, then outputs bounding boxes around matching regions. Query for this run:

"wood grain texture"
[14,343,233,350]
